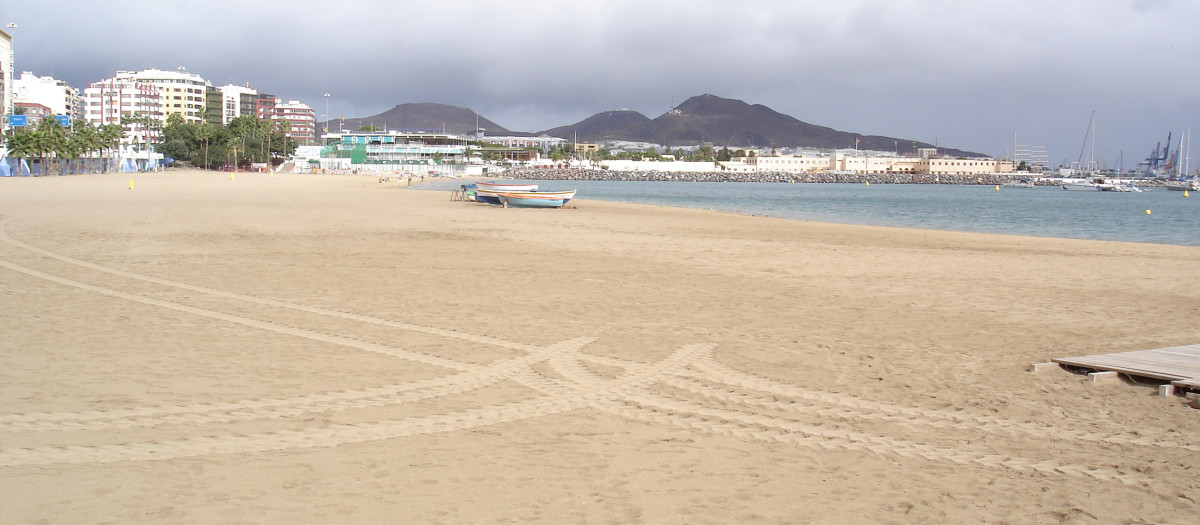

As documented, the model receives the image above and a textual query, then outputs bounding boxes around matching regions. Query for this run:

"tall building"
[1,27,12,128]
[216,84,258,126]
[266,99,317,144]
[121,68,209,124]
[203,87,222,126]
[254,93,276,120]
[14,71,82,122]
[82,76,163,148]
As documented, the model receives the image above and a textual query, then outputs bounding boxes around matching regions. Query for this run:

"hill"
[544,94,983,157]
[322,103,513,135]
[322,95,985,157]
[541,110,651,141]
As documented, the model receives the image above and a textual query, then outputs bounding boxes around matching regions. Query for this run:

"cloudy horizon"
[5,0,1198,168]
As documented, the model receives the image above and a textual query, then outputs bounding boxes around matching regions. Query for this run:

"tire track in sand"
[0,220,1167,485]
[525,350,1153,485]
[0,344,707,466]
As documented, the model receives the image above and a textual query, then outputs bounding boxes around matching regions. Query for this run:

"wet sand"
[1,169,1198,523]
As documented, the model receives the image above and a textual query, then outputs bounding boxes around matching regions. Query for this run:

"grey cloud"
[6,0,1200,163]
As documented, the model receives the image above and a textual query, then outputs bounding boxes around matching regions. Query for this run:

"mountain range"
[327,94,984,157]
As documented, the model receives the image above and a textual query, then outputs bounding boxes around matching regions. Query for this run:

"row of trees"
[2,112,301,174]
[158,114,298,170]
[4,118,126,175]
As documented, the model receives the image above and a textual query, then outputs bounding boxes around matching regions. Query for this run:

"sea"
[420,179,1200,247]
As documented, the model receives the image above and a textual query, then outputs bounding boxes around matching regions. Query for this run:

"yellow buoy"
[230,172,235,180]
[128,179,134,190]
[865,181,870,186]
[1184,190,1190,197]
[1145,210,1152,215]
[994,185,1000,191]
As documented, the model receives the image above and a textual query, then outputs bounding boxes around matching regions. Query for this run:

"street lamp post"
[323,93,330,134]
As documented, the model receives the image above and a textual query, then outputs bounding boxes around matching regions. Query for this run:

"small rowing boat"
[496,189,576,208]
[476,181,539,192]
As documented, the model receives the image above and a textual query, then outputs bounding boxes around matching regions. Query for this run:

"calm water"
[423,180,1200,246]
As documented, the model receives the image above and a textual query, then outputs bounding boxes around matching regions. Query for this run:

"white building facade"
[120,68,209,124]
[486,135,568,151]
[82,77,164,163]
[217,84,258,125]
[1,28,12,129]
[722,152,1013,175]
[14,71,82,122]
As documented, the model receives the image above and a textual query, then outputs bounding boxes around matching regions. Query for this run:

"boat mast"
[1090,113,1096,173]
[1076,111,1095,173]
[1185,128,1192,179]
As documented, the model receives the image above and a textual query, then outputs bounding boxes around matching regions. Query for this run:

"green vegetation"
[4,113,299,173]
[159,114,297,170]
[4,116,123,175]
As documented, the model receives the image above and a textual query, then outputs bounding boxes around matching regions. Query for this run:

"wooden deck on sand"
[1054,344,1200,390]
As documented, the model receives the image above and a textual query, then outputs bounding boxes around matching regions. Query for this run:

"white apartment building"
[83,77,163,148]
[1,27,12,127]
[217,84,258,125]
[487,135,568,151]
[14,71,82,122]
[723,152,1013,175]
[121,68,209,124]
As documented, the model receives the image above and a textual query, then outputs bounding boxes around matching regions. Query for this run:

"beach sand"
[1,168,1197,523]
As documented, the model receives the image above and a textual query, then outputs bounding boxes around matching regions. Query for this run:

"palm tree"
[196,122,214,170]
[5,130,36,175]
[96,123,124,172]
[226,135,242,169]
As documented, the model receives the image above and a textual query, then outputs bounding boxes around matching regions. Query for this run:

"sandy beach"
[1,168,1197,523]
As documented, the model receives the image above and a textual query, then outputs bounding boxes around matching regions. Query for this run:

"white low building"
[722,151,1013,175]
[13,72,81,122]
[600,160,718,172]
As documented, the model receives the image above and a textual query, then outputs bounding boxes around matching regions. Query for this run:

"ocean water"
[423,180,1200,247]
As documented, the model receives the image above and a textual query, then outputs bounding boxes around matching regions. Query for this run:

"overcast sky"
[6,0,1199,165]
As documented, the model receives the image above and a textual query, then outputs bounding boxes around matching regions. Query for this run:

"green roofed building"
[315,130,468,174]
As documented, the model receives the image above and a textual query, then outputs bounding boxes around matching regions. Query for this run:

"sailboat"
[1165,129,1196,191]
[1062,112,1102,191]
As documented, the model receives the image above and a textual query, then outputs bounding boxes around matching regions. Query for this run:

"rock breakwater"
[506,168,1054,185]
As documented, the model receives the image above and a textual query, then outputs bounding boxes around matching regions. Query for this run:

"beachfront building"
[264,100,316,144]
[722,151,1013,175]
[309,130,469,174]
[14,101,51,120]
[725,154,835,173]
[1,27,11,130]
[13,72,82,122]
[216,84,259,126]
[83,76,163,140]
[82,77,165,170]
[918,157,1014,175]
[485,135,568,152]
[203,87,222,126]
[120,68,209,124]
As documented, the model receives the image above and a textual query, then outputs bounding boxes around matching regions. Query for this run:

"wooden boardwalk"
[1054,344,1200,390]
